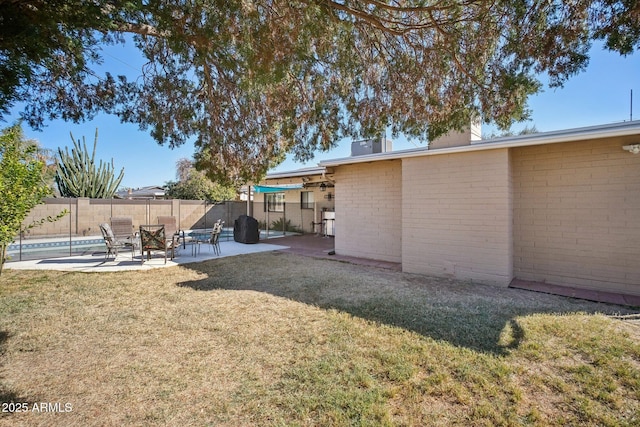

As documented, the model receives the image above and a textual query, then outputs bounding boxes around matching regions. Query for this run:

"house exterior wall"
[512,137,640,295]
[251,183,334,234]
[253,174,335,234]
[252,189,325,234]
[401,149,513,286]
[334,160,402,262]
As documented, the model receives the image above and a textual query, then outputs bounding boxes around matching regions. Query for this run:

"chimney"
[429,120,482,150]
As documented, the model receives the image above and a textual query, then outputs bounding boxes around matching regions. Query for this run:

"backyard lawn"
[0,252,639,426]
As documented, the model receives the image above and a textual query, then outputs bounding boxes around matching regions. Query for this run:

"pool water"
[5,228,291,262]
[6,237,107,261]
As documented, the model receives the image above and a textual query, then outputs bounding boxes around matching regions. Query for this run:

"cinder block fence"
[19,198,248,239]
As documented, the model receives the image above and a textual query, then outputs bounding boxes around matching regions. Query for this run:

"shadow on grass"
[179,253,638,355]
[0,331,33,416]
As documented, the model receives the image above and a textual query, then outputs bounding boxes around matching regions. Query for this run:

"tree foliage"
[0,123,66,275]
[483,125,540,139]
[165,158,237,201]
[2,0,638,184]
[54,129,125,198]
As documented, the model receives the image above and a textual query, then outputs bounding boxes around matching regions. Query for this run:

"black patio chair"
[139,224,171,264]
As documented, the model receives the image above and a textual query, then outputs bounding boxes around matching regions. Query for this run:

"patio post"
[246,184,252,216]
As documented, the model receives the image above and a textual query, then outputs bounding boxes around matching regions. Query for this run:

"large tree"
[165,158,237,200]
[1,1,638,183]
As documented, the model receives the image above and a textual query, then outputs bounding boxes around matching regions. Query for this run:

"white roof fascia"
[319,121,640,167]
[265,166,326,179]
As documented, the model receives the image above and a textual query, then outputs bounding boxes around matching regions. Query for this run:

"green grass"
[0,252,639,426]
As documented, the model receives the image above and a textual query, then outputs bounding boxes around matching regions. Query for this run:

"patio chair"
[110,216,138,252]
[139,224,170,264]
[110,216,134,239]
[99,222,134,261]
[210,219,224,256]
[157,216,180,258]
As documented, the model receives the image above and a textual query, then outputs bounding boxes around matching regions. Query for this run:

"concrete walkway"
[510,279,640,307]
[275,235,639,307]
[273,234,402,271]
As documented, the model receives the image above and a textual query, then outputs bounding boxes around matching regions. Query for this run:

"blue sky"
[5,41,639,189]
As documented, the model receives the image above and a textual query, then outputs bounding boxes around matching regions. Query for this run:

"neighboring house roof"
[115,186,166,199]
[320,121,640,167]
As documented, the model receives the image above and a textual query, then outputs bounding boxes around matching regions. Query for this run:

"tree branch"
[112,21,169,38]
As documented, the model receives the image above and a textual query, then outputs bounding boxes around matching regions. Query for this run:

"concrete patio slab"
[8,233,637,308]
[4,240,288,272]
[273,234,402,271]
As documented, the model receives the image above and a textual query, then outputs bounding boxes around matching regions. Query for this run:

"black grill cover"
[233,215,260,244]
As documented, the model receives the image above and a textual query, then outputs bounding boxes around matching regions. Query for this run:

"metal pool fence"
[7,198,322,262]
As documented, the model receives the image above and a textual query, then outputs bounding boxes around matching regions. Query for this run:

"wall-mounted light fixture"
[623,144,640,154]
[319,182,327,192]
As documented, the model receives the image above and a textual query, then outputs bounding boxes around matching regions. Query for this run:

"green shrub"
[270,218,300,233]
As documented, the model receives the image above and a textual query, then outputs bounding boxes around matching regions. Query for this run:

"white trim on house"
[320,120,640,167]
[265,166,327,179]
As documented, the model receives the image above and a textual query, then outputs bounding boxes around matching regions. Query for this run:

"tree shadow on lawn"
[179,253,639,355]
[0,330,35,416]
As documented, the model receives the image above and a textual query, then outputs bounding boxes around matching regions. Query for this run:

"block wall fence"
[20,198,248,239]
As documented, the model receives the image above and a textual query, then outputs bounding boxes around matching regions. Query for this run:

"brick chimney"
[429,120,482,150]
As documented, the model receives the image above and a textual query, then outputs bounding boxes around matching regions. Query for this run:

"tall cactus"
[54,129,125,198]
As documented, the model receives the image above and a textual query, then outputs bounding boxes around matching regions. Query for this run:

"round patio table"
[182,231,211,257]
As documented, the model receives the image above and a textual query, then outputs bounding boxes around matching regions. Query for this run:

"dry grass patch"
[0,252,639,426]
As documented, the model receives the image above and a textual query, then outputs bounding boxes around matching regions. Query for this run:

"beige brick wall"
[513,137,640,295]
[21,198,76,238]
[334,160,402,262]
[177,201,208,230]
[18,199,247,239]
[402,149,513,286]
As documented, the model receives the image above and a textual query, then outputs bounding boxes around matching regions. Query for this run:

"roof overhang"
[265,166,327,180]
[320,121,640,167]
[253,184,304,193]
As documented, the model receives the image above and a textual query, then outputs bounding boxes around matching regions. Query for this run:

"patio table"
[125,234,140,255]
[182,231,211,257]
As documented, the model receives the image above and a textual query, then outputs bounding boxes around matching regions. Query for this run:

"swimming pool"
[5,228,292,262]
[6,236,107,261]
